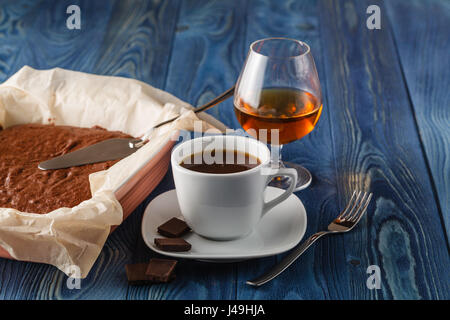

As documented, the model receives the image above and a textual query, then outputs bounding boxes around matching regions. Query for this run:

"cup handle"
[261,167,298,217]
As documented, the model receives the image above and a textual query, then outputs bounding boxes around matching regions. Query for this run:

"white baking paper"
[0,66,226,278]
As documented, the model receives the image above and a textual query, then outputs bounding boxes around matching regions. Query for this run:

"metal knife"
[38,138,145,170]
[38,86,235,170]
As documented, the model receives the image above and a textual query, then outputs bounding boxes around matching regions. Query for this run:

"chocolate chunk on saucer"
[145,258,178,282]
[155,238,192,252]
[157,217,190,237]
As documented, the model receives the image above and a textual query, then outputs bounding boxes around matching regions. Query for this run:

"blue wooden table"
[0,0,448,300]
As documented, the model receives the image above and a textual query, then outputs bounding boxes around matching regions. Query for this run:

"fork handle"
[246,231,330,287]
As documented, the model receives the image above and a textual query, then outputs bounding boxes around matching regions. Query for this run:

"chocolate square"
[145,258,178,282]
[157,217,190,237]
[154,238,191,252]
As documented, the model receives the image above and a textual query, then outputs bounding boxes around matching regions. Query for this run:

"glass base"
[269,161,312,192]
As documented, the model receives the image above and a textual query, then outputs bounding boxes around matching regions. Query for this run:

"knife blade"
[38,138,144,170]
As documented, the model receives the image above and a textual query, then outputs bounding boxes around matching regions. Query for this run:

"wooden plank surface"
[0,0,448,300]
[164,0,248,128]
[318,0,449,299]
[385,0,450,238]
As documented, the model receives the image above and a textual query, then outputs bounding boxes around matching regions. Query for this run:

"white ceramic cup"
[171,135,298,240]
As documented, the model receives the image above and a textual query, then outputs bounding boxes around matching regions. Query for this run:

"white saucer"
[141,187,307,262]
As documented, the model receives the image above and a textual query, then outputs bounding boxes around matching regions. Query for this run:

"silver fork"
[247,190,373,287]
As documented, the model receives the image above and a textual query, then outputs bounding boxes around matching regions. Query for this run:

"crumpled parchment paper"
[0,66,225,278]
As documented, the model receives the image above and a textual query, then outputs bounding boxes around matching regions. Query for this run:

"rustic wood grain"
[0,0,181,299]
[385,0,450,238]
[164,0,248,129]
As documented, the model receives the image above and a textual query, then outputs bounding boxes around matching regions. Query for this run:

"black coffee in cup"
[180,149,261,174]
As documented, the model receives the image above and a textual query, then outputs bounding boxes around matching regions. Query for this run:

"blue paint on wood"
[131,0,250,299]
[164,0,248,129]
[385,0,450,239]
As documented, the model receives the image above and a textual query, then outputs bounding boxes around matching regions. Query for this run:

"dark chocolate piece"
[157,217,190,237]
[125,263,153,285]
[154,238,192,252]
[145,258,178,282]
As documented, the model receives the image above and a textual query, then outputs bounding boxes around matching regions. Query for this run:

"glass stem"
[270,144,284,169]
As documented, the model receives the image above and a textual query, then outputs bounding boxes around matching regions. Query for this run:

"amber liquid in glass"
[234,88,322,145]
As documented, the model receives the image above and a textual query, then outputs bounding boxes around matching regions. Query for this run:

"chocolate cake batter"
[0,124,133,214]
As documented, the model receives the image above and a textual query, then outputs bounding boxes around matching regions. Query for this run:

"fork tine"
[337,190,358,220]
[339,190,363,221]
[349,193,372,223]
[346,192,369,221]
